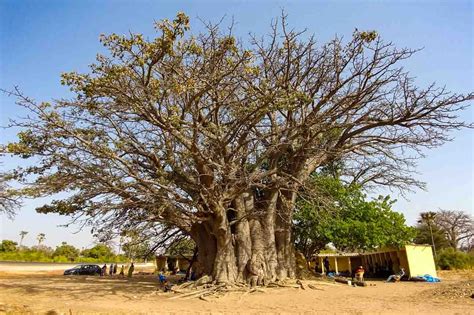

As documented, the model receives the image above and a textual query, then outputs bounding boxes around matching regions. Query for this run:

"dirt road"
[0,261,154,273]
[0,270,472,314]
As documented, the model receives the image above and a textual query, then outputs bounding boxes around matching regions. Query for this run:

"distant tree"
[36,233,46,246]
[19,230,28,247]
[0,240,18,252]
[434,210,474,249]
[30,245,54,255]
[53,242,80,261]
[81,244,114,260]
[122,242,154,261]
[166,238,195,257]
[294,174,416,260]
[418,211,438,258]
[414,223,450,251]
[120,230,154,261]
[460,237,474,252]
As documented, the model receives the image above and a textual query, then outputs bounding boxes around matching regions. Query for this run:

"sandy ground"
[0,270,472,314]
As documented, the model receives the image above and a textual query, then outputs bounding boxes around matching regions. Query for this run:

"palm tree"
[418,212,437,258]
[37,233,46,246]
[19,230,28,247]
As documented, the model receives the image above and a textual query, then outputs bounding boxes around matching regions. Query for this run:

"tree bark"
[189,191,296,284]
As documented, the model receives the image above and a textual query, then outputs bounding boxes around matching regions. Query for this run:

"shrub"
[53,242,79,261]
[436,248,474,270]
[0,240,18,252]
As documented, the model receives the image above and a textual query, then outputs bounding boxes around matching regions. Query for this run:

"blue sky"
[0,0,472,250]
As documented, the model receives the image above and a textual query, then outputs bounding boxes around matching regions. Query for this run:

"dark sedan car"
[63,264,101,276]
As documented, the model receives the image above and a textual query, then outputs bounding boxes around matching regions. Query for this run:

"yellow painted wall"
[405,245,437,277]
[330,257,337,272]
[336,257,350,272]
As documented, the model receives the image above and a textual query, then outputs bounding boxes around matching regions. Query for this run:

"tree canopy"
[294,174,415,259]
[81,244,114,260]
[0,240,18,252]
[414,210,473,250]
[53,242,80,261]
[414,222,451,251]
[0,167,20,218]
[434,210,473,249]
[2,12,472,283]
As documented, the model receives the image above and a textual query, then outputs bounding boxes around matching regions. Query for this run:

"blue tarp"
[417,274,441,282]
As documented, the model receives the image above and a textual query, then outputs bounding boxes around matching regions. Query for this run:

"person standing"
[113,263,117,275]
[323,256,330,274]
[101,264,107,277]
[109,263,114,276]
[127,262,135,278]
[119,265,125,277]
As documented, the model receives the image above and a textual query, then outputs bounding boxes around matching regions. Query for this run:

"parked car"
[63,264,101,276]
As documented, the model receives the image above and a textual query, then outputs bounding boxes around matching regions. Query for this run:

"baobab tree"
[2,13,472,284]
[434,210,473,249]
[0,167,19,218]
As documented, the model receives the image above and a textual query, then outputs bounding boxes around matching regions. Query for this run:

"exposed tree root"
[307,284,324,291]
[296,279,306,290]
[167,278,328,300]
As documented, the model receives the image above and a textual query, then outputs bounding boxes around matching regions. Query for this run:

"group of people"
[100,262,134,277]
[317,256,406,282]
[353,265,406,283]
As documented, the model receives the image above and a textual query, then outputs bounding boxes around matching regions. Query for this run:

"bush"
[0,240,18,252]
[436,248,474,270]
[53,242,79,262]
[0,243,130,263]
[0,249,52,262]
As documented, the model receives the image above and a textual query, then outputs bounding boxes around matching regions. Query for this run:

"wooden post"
[320,257,325,274]
[334,257,339,274]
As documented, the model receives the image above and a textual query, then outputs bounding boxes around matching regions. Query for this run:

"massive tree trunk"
[189,190,296,284]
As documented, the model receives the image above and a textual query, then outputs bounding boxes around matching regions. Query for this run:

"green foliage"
[413,223,450,250]
[119,230,154,260]
[53,242,80,261]
[122,241,153,260]
[0,242,127,263]
[166,238,195,256]
[294,174,416,259]
[436,248,474,270]
[0,240,18,252]
[81,244,114,260]
[0,249,51,262]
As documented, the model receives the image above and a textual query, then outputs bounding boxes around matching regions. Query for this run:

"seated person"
[314,261,320,274]
[386,268,405,282]
[158,270,167,284]
[354,266,365,282]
